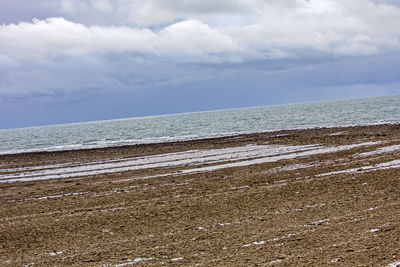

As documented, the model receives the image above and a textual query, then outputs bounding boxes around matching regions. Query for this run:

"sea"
[1,95,400,155]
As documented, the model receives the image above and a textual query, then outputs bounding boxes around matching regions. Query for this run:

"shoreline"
[1,123,400,266]
[1,121,399,156]
[0,122,398,157]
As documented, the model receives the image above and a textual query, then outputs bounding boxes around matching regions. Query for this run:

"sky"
[1,0,400,129]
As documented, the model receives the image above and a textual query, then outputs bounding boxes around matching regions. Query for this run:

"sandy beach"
[1,124,400,266]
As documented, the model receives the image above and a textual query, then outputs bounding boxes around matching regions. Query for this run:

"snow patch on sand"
[387,261,400,267]
[29,192,87,201]
[364,206,379,212]
[316,159,400,177]
[231,185,249,190]
[114,258,153,266]
[359,144,400,157]
[242,234,295,248]
[304,219,330,227]
[1,141,382,183]
[329,131,347,136]
[269,259,283,264]
[267,163,316,173]
[0,144,317,182]
[49,251,63,256]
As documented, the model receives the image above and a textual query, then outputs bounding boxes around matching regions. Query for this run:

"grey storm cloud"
[1,0,400,98]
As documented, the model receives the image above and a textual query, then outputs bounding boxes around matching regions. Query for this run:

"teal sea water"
[1,95,400,155]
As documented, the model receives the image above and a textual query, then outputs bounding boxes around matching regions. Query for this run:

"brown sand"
[0,124,399,266]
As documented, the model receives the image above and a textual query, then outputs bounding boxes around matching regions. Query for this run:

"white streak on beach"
[0,144,315,182]
[329,131,347,136]
[0,142,382,183]
[269,259,283,264]
[316,159,400,177]
[114,258,154,266]
[29,192,87,201]
[266,163,316,173]
[231,185,249,190]
[178,142,381,175]
[242,233,295,248]
[0,157,129,173]
[359,144,400,157]
[270,134,289,138]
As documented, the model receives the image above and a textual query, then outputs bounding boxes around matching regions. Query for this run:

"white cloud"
[0,18,241,63]
[1,0,399,63]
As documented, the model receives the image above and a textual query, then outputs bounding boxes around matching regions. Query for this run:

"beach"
[1,123,400,266]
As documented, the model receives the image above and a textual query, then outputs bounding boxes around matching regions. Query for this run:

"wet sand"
[1,124,400,266]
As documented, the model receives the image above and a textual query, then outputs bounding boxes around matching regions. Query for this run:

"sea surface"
[1,95,400,155]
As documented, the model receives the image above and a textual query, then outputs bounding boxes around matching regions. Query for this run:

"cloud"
[54,0,400,29]
[1,0,400,99]
[0,56,112,99]
[0,49,221,100]
[2,0,400,62]
[0,18,241,63]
